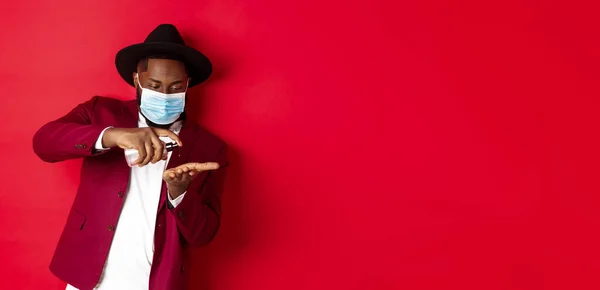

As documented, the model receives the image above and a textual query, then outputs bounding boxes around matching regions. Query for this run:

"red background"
[1,0,600,289]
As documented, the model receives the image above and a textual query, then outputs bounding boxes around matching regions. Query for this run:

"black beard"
[136,86,186,129]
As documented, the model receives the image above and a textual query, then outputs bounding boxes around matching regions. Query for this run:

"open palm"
[163,162,220,196]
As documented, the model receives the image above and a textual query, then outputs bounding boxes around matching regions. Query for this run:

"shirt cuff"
[94,126,113,150]
[168,191,186,208]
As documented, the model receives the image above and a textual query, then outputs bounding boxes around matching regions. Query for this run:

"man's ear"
[132,72,139,86]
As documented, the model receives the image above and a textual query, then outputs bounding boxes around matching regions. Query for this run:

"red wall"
[1,0,600,289]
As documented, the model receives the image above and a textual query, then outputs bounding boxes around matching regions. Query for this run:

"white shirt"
[66,113,185,290]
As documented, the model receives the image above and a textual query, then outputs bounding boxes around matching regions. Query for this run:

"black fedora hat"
[115,24,212,88]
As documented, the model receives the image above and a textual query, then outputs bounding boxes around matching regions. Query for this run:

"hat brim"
[115,42,212,88]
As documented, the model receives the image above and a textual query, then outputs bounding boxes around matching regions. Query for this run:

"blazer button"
[178,211,184,218]
[118,191,124,198]
[108,225,115,231]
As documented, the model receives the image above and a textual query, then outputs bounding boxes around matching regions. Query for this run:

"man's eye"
[150,85,160,89]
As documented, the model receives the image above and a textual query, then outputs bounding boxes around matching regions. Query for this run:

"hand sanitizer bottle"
[124,142,179,167]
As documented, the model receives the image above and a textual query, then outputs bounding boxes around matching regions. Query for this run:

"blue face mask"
[137,74,189,125]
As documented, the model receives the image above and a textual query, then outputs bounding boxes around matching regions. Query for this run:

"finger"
[153,128,182,147]
[164,169,176,179]
[141,141,153,166]
[173,168,192,177]
[180,163,198,171]
[133,143,147,165]
[192,162,220,171]
[150,136,164,164]
[180,164,198,176]
[162,170,173,182]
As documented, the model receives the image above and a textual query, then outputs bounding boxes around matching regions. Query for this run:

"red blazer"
[32,96,228,290]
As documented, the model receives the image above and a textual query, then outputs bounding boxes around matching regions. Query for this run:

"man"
[32,24,228,290]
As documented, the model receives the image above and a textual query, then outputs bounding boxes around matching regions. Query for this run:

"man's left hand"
[163,162,220,198]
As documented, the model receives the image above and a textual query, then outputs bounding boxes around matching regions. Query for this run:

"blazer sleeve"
[168,145,229,247]
[32,96,111,163]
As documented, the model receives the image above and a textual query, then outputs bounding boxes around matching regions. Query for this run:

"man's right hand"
[102,127,183,166]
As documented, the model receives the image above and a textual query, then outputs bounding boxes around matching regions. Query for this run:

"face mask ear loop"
[136,73,143,90]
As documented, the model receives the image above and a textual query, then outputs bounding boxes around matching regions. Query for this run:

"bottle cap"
[165,142,179,152]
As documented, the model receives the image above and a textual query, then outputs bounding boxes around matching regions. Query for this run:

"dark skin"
[102,59,219,198]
